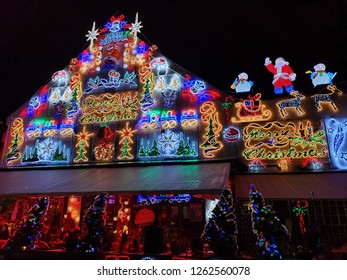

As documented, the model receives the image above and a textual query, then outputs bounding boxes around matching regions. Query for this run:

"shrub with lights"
[4,196,49,250]
[249,185,291,259]
[201,189,238,259]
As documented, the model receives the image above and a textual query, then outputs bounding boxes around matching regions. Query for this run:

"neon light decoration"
[22,138,70,163]
[139,78,155,112]
[223,126,240,143]
[302,157,323,170]
[85,21,99,51]
[129,12,142,45]
[150,57,168,76]
[242,121,328,162]
[117,122,136,160]
[306,63,336,87]
[325,118,347,169]
[230,72,254,93]
[231,93,271,123]
[154,74,181,108]
[136,194,191,204]
[84,70,137,94]
[79,91,138,125]
[5,118,25,166]
[248,159,266,171]
[52,70,68,87]
[161,111,177,129]
[200,102,223,157]
[292,200,309,234]
[138,131,197,158]
[277,90,305,117]
[74,126,94,162]
[158,129,179,155]
[181,110,198,128]
[264,57,296,94]
[94,141,114,161]
[311,84,343,111]
[138,113,160,129]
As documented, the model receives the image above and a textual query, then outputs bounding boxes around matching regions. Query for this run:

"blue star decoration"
[340,152,347,161]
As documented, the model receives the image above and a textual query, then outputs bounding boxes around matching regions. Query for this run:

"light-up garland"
[117,122,136,160]
[79,91,138,125]
[200,101,223,157]
[292,200,309,234]
[5,118,25,165]
[325,118,347,169]
[74,126,94,162]
[136,194,191,204]
[231,93,271,123]
[242,121,327,161]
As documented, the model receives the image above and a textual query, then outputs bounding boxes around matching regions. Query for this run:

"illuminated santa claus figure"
[264,57,296,94]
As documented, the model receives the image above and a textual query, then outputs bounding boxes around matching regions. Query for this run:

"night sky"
[1,0,347,122]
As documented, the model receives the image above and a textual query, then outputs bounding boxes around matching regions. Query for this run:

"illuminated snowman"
[308,63,336,87]
[231,72,254,93]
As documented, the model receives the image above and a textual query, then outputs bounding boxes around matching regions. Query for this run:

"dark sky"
[1,0,347,122]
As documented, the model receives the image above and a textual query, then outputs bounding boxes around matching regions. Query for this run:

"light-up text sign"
[242,121,328,161]
[79,91,139,124]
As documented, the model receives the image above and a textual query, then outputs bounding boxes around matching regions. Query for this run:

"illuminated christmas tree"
[78,193,108,252]
[119,137,132,159]
[175,133,186,156]
[5,133,20,160]
[249,185,291,259]
[201,189,238,259]
[149,137,160,156]
[139,78,154,112]
[138,138,146,157]
[201,118,221,157]
[4,196,49,250]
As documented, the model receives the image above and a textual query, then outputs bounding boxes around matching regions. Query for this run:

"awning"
[0,162,230,196]
[234,172,347,200]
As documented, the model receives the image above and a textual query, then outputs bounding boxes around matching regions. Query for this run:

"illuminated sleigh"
[231,93,271,122]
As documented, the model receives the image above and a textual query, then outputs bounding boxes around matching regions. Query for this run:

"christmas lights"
[117,122,137,160]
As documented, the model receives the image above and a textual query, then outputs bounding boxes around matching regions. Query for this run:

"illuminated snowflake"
[158,129,179,155]
[38,138,57,161]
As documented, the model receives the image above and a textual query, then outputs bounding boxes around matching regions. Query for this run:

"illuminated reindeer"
[277,90,305,117]
[311,84,343,111]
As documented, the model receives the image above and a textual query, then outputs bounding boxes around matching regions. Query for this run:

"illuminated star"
[130,12,143,43]
[340,152,347,161]
[118,122,136,144]
[86,21,99,50]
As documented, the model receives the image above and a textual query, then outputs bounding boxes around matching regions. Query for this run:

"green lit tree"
[119,137,132,159]
[4,196,49,250]
[201,189,238,259]
[52,145,67,161]
[5,133,20,160]
[138,139,146,157]
[249,185,291,259]
[78,193,108,252]
[140,78,154,112]
[201,118,219,149]
[149,137,160,156]
[175,133,185,156]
